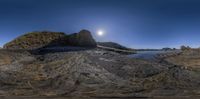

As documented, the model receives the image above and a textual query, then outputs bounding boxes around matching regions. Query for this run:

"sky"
[1,0,200,49]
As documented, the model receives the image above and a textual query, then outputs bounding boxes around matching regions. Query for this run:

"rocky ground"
[0,48,199,98]
[164,49,200,70]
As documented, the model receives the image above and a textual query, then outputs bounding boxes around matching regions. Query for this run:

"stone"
[66,29,97,47]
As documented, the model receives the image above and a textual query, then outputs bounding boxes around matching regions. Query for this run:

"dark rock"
[66,30,97,47]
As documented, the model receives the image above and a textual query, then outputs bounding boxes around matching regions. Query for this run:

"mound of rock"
[66,30,97,47]
[4,30,97,49]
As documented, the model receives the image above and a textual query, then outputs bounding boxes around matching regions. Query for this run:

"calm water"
[128,50,175,60]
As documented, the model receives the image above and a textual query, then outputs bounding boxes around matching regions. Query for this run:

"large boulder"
[66,30,97,47]
[3,31,66,49]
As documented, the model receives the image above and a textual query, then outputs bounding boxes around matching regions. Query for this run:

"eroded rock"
[4,30,97,49]
[0,49,199,97]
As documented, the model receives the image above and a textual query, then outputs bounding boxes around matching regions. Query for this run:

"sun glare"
[97,30,104,36]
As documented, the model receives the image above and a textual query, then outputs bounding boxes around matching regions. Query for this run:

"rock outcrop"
[4,30,97,49]
[66,30,97,47]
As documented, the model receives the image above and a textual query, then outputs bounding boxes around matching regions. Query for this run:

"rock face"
[4,30,97,49]
[4,31,66,49]
[66,30,97,47]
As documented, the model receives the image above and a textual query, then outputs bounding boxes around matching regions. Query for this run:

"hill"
[4,31,65,49]
[97,42,134,51]
[4,30,96,49]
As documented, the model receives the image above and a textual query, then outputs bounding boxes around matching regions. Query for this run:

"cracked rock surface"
[0,49,199,97]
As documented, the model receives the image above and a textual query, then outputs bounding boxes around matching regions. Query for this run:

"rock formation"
[4,30,97,49]
[66,30,97,47]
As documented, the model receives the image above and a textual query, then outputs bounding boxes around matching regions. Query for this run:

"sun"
[97,30,104,36]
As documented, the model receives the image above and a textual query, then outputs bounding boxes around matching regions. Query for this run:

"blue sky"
[1,0,200,48]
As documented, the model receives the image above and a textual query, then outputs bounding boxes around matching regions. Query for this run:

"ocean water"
[128,50,174,60]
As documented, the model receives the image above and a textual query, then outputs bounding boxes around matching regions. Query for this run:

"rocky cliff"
[4,30,96,49]
[65,30,97,47]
